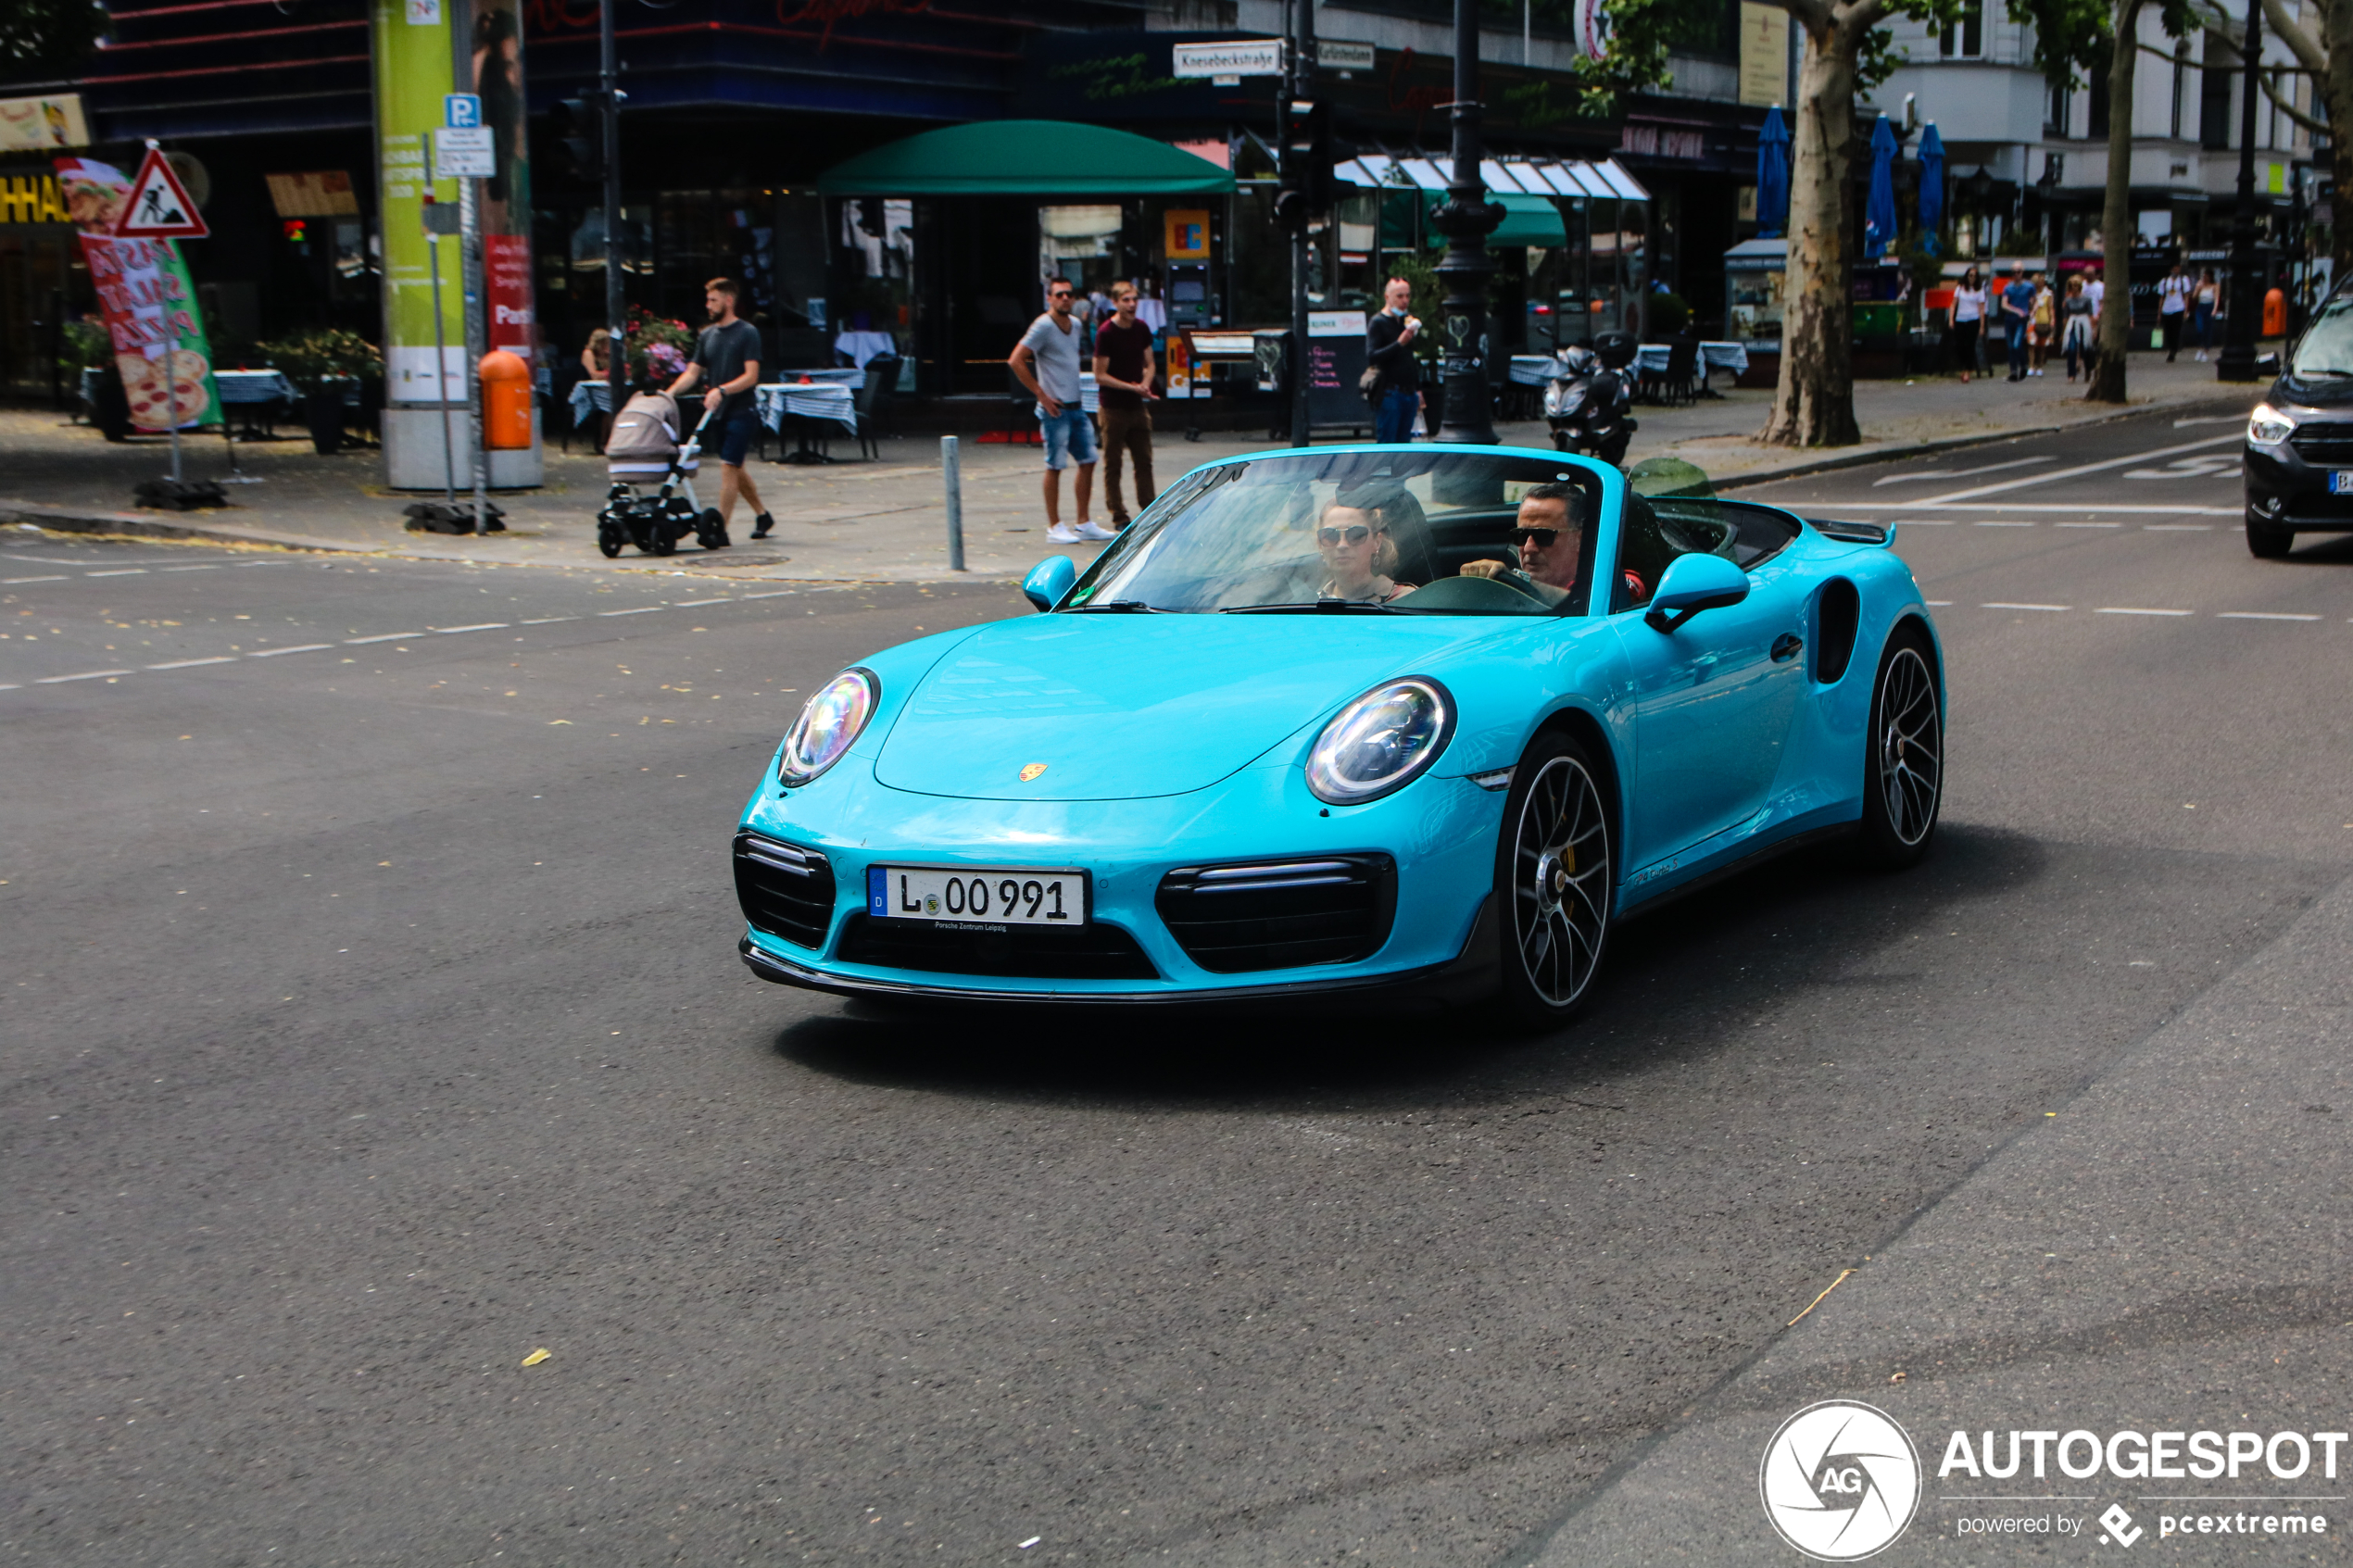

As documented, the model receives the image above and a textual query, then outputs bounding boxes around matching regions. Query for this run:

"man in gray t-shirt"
[1009,276,1112,544]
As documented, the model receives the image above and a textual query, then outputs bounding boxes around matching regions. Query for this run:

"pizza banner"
[55,157,220,431]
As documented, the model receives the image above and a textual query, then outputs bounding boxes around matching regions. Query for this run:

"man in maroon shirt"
[1091,282,1157,527]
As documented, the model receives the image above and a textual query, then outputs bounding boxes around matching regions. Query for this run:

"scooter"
[1543,332,1639,468]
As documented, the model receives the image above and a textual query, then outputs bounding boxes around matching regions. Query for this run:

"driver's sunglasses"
[1317,524,1376,546]
[1508,526,1567,547]
[1050,289,1073,298]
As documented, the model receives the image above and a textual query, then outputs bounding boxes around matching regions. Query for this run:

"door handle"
[1771,633,1804,663]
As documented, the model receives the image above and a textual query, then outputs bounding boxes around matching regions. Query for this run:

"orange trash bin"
[480,350,533,450]
[2263,287,2287,337]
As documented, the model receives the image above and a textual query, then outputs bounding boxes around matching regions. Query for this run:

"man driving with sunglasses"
[1460,482,1584,605]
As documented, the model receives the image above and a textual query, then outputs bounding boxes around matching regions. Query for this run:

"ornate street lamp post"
[2218,0,2264,383]
[1428,0,1502,444]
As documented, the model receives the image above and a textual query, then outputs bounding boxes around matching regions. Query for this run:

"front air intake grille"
[2287,422,2353,464]
[735,833,837,950]
[1155,854,1397,973]
[834,915,1159,981]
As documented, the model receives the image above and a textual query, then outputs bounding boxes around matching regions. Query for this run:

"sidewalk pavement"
[0,353,2264,583]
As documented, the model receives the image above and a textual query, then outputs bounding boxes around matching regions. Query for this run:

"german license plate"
[2330,471,2353,495]
[868,864,1087,926]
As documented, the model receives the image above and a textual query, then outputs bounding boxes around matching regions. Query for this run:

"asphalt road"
[4,396,2349,1567]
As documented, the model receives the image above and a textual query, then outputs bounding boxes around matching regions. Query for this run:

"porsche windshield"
[1062,451,1604,616]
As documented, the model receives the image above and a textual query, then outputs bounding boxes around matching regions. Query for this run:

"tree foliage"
[0,0,107,82]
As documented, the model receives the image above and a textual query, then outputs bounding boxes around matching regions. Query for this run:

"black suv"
[2244,297,2353,557]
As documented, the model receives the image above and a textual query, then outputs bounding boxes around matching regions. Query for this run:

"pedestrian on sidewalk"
[1951,267,1985,383]
[664,277,772,545]
[1091,282,1158,529]
[2000,264,2034,383]
[2028,271,2054,376]
[1009,276,1113,545]
[579,327,614,450]
[1366,278,1424,443]
[2158,261,2192,361]
[2058,274,2096,382]
[2194,268,2219,360]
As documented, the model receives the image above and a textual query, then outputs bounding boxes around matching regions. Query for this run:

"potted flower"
[623,307,698,392]
[258,330,382,453]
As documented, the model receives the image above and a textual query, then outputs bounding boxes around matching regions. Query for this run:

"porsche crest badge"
[1019,762,1049,782]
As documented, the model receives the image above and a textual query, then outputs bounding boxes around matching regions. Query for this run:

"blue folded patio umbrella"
[1917,121,1945,255]
[1756,106,1790,238]
[1865,113,1897,259]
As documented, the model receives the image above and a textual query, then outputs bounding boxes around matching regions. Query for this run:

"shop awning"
[1336,155,1650,202]
[819,120,1236,197]
[1485,193,1567,247]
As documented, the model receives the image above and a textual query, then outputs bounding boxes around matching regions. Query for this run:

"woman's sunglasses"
[1508,526,1567,547]
[1317,524,1377,546]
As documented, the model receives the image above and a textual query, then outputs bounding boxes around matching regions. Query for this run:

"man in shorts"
[665,276,772,543]
[1010,276,1114,544]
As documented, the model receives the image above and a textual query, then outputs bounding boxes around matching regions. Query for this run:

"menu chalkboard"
[1306,310,1371,435]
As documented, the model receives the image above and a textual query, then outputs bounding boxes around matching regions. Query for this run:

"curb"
[1698,390,2256,492]
[0,497,376,555]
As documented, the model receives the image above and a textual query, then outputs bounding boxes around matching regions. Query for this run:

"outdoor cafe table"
[756,381,859,464]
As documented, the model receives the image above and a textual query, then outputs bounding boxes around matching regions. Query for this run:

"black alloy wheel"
[1495,731,1614,1025]
[1857,630,1944,869]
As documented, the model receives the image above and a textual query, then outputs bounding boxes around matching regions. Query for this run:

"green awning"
[819,120,1236,197]
[1428,192,1567,249]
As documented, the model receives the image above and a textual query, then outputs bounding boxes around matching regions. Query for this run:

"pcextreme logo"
[1760,1400,1923,1561]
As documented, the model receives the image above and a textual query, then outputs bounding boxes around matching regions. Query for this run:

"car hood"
[2271,371,2353,409]
[871,613,1509,800]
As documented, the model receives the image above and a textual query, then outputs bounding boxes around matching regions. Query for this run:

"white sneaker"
[1046,522,1081,544]
[1074,521,1117,541]
[2196,350,2208,361]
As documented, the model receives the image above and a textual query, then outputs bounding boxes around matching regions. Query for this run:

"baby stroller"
[596,390,730,558]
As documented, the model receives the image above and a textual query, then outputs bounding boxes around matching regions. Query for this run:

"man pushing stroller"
[666,276,774,543]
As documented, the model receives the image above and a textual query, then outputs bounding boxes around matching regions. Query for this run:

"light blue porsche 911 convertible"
[733,445,1943,1023]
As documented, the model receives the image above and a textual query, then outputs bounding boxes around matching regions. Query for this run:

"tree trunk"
[2088,2,2141,404]
[1760,19,1864,446]
[2324,0,2353,279]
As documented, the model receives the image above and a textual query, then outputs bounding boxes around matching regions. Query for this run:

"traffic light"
[547,94,605,185]
[281,218,309,246]
[1276,97,1333,229]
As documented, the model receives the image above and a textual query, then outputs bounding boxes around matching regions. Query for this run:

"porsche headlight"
[1304,678,1454,806]
[2248,403,2297,445]
[779,668,877,787]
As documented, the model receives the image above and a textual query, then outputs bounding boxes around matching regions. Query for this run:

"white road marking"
[1924,599,1956,606]
[345,632,426,644]
[1982,602,2070,611]
[35,669,132,683]
[2174,414,2247,427]
[2056,521,2123,529]
[671,598,734,607]
[4,575,68,583]
[598,606,662,616]
[2216,611,2320,621]
[519,616,578,624]
[2095,607,2194,617]
[83,569,148,577]
[246,643,333,657]
[1892,433,2243,507]
[1973,520,2036,527]
[738,591,799,600]
[147,656,236,669]
[1871,456,2055,487]
[2142,523,2211,531]
[432,622,509,634]
[159,564,220,572]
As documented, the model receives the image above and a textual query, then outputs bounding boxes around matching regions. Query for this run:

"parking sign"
[444,93,482,129]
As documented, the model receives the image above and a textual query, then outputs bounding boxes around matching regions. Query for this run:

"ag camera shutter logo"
[1760,1400,1922,1560]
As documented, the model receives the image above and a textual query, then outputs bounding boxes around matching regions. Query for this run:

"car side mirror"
[1643,552,1749,632]
[1022,555,1078,612]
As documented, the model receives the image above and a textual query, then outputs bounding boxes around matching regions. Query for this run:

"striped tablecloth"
[755,383,858,434]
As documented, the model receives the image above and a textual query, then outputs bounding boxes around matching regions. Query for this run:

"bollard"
[941,433,966,571]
